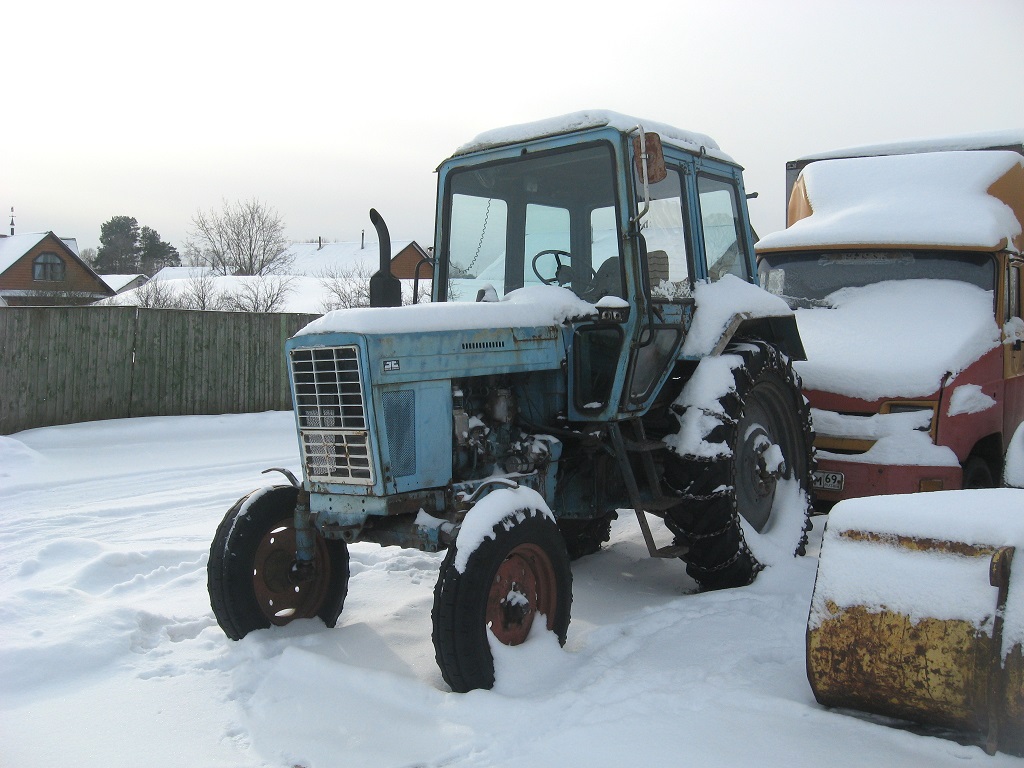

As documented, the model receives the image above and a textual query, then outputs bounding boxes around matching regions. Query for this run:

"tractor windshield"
[757,249,996,308]
[440,142,622,303]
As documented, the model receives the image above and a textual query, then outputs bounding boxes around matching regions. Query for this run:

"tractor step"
[622,437,667,453]
[642,496,682,514]
[650,543,689,559]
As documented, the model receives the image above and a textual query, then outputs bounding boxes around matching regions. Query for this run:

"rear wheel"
[662,342,814,590]
[558,513,615,560]
[432,499,572,692]
[208,485,350,640]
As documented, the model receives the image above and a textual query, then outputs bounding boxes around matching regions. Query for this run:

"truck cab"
[757,133,1024,507]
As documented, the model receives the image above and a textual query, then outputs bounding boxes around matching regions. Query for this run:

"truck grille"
[290,346,373,484]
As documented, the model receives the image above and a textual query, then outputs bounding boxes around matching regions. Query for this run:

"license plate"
[812,470,844,492]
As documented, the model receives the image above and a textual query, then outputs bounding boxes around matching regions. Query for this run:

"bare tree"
[186,198,292,276]
[316,263,373,312]
[178,271,228,311]
[223,276,295,313]
[127,278,183,309]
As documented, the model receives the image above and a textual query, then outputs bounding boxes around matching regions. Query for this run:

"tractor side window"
[638,168,690,300]
[697,175,749,282]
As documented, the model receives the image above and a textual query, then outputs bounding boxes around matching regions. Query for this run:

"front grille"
[291,346,374,484]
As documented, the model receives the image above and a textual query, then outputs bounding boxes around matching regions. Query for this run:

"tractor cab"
[433,112,760,421]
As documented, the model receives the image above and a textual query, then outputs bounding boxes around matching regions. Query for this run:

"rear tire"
[558,513,615,560]
[432,502,572,692]
[662,342,814,590]
[208,485,350,640]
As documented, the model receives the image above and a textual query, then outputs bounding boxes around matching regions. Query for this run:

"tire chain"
[660,341,815,589]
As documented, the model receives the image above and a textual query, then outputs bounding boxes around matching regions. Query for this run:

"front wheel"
[431,495,572,692]
[208,485,350,640]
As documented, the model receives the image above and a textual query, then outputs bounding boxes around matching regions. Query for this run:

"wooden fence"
[0,306,319,435]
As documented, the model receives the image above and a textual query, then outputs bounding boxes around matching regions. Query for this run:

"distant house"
[100,274,149,294]
[0,232,115,306]
[282,239,433,279]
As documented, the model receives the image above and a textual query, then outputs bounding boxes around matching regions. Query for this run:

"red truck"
[755,132,1024,507]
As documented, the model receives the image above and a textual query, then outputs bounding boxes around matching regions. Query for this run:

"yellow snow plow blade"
[807,490,1024,756]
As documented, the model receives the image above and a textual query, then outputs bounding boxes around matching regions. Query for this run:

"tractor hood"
[793,279,1001,400]
[294,286,597,339]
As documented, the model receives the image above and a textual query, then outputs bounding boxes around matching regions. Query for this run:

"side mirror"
[633,132,667,185]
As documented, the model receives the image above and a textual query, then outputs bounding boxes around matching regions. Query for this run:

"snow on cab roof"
[756,150,1024,252]
[450,110,733,163]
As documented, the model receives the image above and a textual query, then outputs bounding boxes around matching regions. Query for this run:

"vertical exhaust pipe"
[368,208,402,308]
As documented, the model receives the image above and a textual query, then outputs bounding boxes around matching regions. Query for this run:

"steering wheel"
[531,249,597,290]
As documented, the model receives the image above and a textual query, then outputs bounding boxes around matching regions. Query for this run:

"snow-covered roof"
[0,232,84,275]
[451,110,732,163]
[794,129,1024,162]
[282,240,419,277]
[757,150,1024,252]
[99,274,148,292]
[0,233,85,278]
[150,265,215,281]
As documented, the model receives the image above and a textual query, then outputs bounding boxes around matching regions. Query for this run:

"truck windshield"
[440,143,621,302]
[757,249,995,307]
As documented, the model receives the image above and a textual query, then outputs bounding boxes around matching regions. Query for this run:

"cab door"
[622,162,694,411]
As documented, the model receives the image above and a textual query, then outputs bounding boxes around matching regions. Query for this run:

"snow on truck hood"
[293,286,598,337]
[793,279,1000,400]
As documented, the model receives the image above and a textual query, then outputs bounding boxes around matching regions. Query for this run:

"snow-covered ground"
[1,413,1019,767]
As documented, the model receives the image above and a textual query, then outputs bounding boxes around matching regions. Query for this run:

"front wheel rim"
[252,523,331,625]
[485,543,558,646]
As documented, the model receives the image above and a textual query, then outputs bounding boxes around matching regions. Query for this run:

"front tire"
[208,485,350,640]
[432,501,572,692]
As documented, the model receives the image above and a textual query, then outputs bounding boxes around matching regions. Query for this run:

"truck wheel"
[962,455,995,489]
[432,503,572,692]
[208,485,350,640]
[663,342,814,590]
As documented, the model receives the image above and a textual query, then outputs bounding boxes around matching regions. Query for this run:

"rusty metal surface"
[808,605,992,731]
[808,539,1023,756]
[838,529,1001,558]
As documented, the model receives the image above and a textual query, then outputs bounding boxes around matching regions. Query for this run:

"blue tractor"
[208,111,814,692]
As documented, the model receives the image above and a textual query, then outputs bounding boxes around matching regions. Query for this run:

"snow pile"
[812,489,1024,655]
[811,407,960,468]
[947,384,997,417]
[793,279,1000,400]
[295,285,596,337]
[681,275,794,357]
[1006,424,1024,488]
[794,130,1024,162]
[4,415,1023,766]
[756,150,1023,251]
[663,354,743,458]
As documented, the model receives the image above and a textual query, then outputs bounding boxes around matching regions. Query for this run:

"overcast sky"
[4,0,1023,257]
